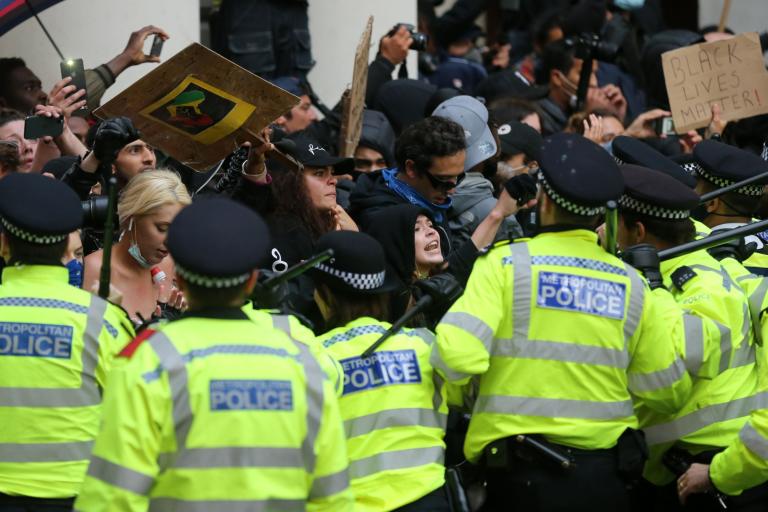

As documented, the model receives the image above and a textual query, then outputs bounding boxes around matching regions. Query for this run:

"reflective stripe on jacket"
[434,230,691,462]
[320,317,448,512]
[0,264,133,498]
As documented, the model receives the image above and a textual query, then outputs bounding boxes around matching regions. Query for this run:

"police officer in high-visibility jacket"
[243,303,345,396]
[691,140,768,275]
[432,133,692,510]
[611,135,712,240]
[678,407,768,504]
[74,198,353,511]
[616,164,765,509]
[0,173,134,510]
[310,230,452,512]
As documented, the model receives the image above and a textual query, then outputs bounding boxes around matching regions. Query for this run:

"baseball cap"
[432,95,497,171]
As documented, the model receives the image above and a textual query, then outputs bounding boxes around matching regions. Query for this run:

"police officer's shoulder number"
[670,266,697,291]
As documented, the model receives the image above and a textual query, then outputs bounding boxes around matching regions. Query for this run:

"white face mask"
[126,218,151,269]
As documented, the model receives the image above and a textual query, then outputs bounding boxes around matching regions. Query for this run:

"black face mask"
[690,203,710,222]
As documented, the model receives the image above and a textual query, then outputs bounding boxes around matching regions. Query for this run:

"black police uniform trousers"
[480,444,631,512]
[0,493,73,512]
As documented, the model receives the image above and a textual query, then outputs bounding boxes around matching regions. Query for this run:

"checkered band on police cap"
[613,155,625,166]
[314,262,385,291]
[174,263,251,289]
[694,164,764,196]
[618,195,690,220]
[537,172,604,216]
[1,217,68,245]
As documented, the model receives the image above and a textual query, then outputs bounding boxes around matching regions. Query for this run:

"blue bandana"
[381,168,452,223]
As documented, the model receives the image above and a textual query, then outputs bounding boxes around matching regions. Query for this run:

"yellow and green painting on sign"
[140,76,256,145]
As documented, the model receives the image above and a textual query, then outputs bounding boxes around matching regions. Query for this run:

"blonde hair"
[118,169,191,226]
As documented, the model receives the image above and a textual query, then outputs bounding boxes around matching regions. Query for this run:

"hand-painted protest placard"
[662,32,768,133]
[95,43,299,171]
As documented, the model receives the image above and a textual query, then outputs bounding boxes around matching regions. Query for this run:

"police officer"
[611,135,711,240]
[617,164,765,510]
[432,133,692,511]
[310,230,453,512]
[0,173,134,510]
[678,407,768,505]
[691,140,768,274]
[75,197,353,511]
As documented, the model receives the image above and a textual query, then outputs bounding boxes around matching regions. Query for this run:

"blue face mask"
[613,0,645,10]
[65,259,83,288]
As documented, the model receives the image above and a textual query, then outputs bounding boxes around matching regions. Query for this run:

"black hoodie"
[365,204,450,323]
[350,170,479,286]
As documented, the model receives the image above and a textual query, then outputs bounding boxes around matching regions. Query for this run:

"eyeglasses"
[424,170,466,191]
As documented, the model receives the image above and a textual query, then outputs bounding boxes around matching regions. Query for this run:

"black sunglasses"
[424,170,466,191]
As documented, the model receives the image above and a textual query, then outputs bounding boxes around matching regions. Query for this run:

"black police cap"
[670,153,702,178]
[538,133,623,216]
[612,136,696,188]
[310,231,401,296]
[0,173,81,245]
[166,197,270,288]
[693,140,768,196]
[619,164,699,220]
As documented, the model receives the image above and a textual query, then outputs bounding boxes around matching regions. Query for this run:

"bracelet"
[241,159,266,178]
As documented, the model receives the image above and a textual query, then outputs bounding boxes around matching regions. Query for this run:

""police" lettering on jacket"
[209,379,294,411]
[0,322,73,358]
[536,271,626,320]
[340,349,422,395]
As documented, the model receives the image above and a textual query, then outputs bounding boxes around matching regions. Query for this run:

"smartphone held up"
[60,58,88,115]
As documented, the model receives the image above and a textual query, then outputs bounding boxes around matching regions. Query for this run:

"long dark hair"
[316,283,390,331]
[271,168,335,239]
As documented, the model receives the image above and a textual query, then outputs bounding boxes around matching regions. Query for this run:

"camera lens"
[410,32,429,52]
[81,196,111,228]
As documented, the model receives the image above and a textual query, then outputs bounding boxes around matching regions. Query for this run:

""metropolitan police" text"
[536,271,626,320]
[340,349,422,395]
[0,322,73,358]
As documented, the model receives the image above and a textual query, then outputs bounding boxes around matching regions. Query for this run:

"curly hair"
[271,167,335,239]
[0,58,26,100]
[395,116,466,174]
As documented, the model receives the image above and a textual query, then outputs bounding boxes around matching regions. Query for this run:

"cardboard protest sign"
[662,32,768,133]
[339,16,374,157]
[95,43,299,171]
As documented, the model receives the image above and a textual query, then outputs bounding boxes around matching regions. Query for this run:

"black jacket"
[231,176,323,330]
[349,170,479,286]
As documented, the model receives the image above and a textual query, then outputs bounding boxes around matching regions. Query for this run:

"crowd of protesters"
[4,0,768,510]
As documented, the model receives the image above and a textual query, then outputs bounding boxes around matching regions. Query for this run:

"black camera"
[387,23,428,52]
[566,33,619,63]
[81,196,111,228]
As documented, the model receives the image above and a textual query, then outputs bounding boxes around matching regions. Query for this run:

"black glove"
[621,244,664,290]
[503,173,538,205]
[93,116,141,166]
[707,238,758,263]
[412,274,464,324]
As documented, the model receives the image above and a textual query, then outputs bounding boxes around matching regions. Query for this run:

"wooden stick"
[717,0,732,33]
[241,127,301,171]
